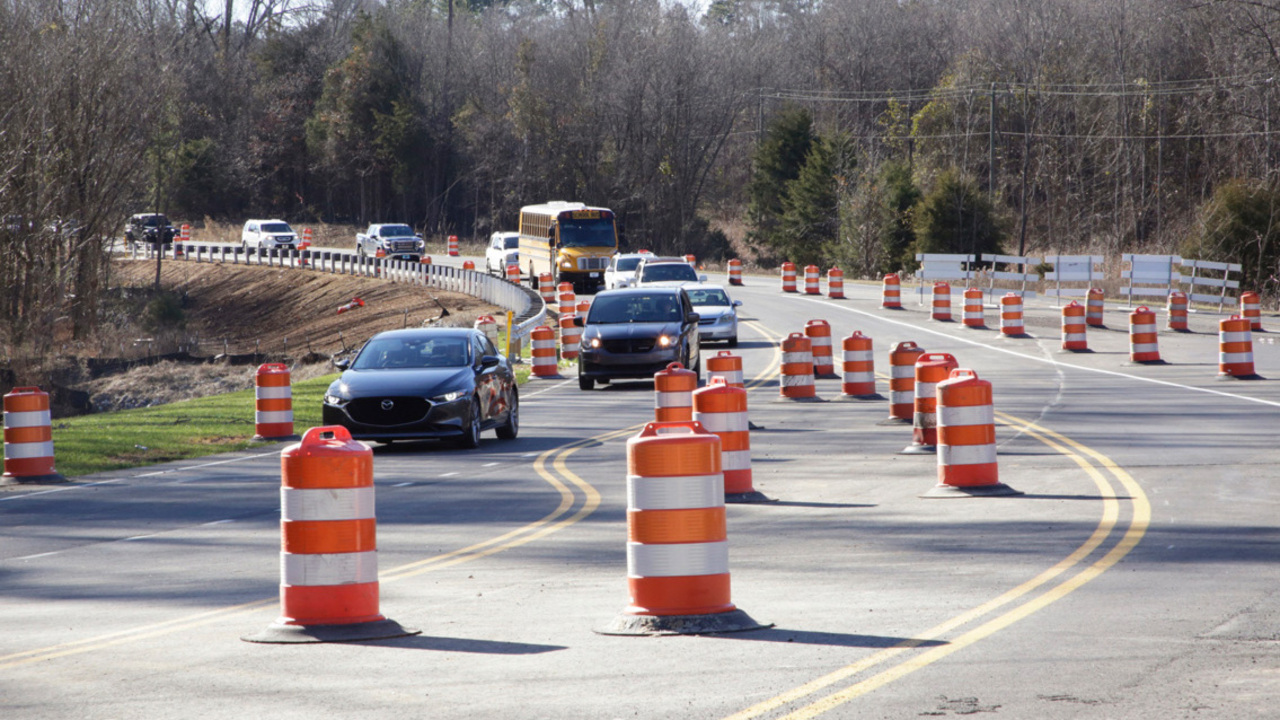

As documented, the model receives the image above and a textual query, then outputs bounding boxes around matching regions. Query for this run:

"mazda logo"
[381,399,395,411]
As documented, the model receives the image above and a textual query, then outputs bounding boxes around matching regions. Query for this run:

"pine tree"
[911,169,1004,266]
[878,161,921,274]
[778,137,839,266]
[746,106,813,258]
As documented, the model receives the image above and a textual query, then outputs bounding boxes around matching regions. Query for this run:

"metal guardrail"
[128,242,547,351]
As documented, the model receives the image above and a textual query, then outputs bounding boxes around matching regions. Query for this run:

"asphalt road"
[3,274,1279,719]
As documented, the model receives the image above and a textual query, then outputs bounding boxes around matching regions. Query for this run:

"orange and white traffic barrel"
[1129,306,1162,364]
[707,350,744,388]
[804,265,820,295]
[654,362,697,422]
[474,315,499,346]
[1167,291,1189,331]
[884,341,925,423]
[301,227,311,246]
[804,319,835,377]
[531,325,558,377]
[922,370,1020,498]
[781,262,797,293]
[559,313,581,360]
[882,274,902,309]
[779,332,816,399]
[727,259,743,286]
[931,282,952,321]
[462,260,475,271]
[840,331,877,399]
[297,227,310,266]
[1000,293,1025,336]
[1241,291,1262,331]
[1087,288,1105,326]
[1062,301,1088,352]
[1219,315,1258,379]
[558,282,576,316]
[539,273,555,305]
[600,421,765,635]
[577,299,591,317]
[175,223,190,258]
[694,378,768,503]
[447,234,459,256]
[505,262,521,284]
[419,255,432,265]
[254,363,297,441]
[684,254,697,266]
[2,387,64,484]
[827,268,845,299]
[901,352,958,454]
[243,426,417,643]
[962,287,985,328]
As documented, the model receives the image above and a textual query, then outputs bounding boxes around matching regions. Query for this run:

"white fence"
[1180,259,1241,312]
[1043,255,1105,304]
[1120,254,1182,307]
[914,253,974,304]
[980,253,1040,301]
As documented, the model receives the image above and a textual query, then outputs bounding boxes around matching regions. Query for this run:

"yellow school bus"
[518,201,618,292]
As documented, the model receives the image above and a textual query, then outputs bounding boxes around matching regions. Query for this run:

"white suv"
[486,231,520,275]
[604,252,652,289]
[631,257,706,288]
[242,219,299,250]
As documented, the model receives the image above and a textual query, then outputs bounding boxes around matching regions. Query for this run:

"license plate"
[590,272,599,278]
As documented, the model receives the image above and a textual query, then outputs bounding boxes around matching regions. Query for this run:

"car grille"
[390,240,417,252]
[347,396,430,426]
[578,257,609,271]
[603,339,655,354]
[698,317,717,325]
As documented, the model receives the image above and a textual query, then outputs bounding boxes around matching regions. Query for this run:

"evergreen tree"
[747,106,813,259]
[878,161,921,274]
[1182,178,1280,291]
[778,135,855,266]
[910,169,1004,268]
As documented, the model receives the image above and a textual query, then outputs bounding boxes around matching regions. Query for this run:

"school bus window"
[557,216,615,248]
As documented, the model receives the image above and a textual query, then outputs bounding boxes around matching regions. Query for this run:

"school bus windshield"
[558,217,616,248]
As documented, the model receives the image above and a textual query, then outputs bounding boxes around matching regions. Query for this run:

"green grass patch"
[50,374,339,478]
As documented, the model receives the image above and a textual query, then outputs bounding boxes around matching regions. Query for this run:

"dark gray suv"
[574,287,701,390]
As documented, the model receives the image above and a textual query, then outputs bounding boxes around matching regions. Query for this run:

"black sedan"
[322,328,518,448]
[575,287,701,390]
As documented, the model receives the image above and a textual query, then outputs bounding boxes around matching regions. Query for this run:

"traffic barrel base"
[597,608,770,636]
[920,482,1023,498]
[243,617,419,644]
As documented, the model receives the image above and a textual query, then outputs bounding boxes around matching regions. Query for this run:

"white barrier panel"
[1043,254,1104,304]
[1121,254,1181,306]
[1180,258,1241,312]
[915,253,974,305]
[980,253,1040,302]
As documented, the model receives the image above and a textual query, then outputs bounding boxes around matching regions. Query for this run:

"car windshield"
[640,263,697,283]
[380,225,414,237]
[502,235,519,249]
[352,336,471,370]
[614,257,642,272]
[139,215,166,227]
[262,222,292,233]
[687,288,730,306]
[588,293,684,324]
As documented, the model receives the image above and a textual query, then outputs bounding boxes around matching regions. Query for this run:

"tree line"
[5,0,1280,355]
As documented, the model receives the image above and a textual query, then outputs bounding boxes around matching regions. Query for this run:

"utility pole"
[989,83,996,201]
[153,151,163,291]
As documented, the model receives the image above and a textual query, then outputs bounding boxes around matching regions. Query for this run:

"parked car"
[241,219,298,251]
[574,287,702,390]
[603,251,652,289]
[124,213,176,249]
[486,231,520,275]
[630,256,706,288]
[355,223,424,261]
[322,328,518,448]
[683,283,741,346]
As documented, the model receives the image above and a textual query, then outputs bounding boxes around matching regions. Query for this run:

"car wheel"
[496,390,519,440]
[457,397,482,449]
[727,336,739,348]
[578,372,594,391]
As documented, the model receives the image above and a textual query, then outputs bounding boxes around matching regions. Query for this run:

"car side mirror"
[480,355,501,369]
[732,300,743,307]
[332,356,351,370]
[686,312,700,324]
[698,274,708,282]
[573,316,585,327]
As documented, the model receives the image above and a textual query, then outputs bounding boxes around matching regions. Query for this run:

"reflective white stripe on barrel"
[4,409,51,428]
[255,410,293,424]
[4,441,54,459]
[710,369,743,386]
[938,404,994,427]
[695,412,749,433]
[628,541,729,577]
[938,444,999,466]
[282,487,376,521]
[256,386,292,400]
[723,450,751,471]
[655,392,693,409]
[282,551,379,586]
[628,474,724,510]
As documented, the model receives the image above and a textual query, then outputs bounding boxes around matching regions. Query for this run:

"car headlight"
[657,335,672,348]
[590,337,601,349]
[324,394,345,406]
[431,390,466,403]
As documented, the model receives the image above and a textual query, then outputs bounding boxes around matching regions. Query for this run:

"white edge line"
[0,450,281,503]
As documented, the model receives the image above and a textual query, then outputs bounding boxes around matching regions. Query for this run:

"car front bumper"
[321,397,467,441]
[578,346,684,380]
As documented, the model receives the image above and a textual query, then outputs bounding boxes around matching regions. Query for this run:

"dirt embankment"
[55,259,503,413]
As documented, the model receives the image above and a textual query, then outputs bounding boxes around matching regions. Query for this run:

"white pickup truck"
[355,223,425,261]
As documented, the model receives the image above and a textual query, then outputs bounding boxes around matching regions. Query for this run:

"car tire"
[727,336,739,348]
[496,390,519,440]
[578,373,594,391]
[457,397,482,449]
